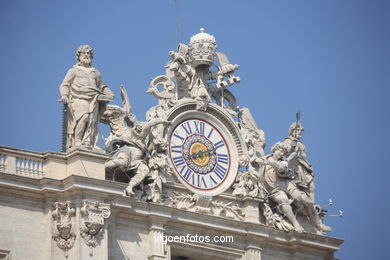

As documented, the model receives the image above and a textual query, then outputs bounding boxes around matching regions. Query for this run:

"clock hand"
[207,148,216,154]
[191,148,216,160]
[191,150,205,159]
[191,151,201,159]
[202,148,216,157]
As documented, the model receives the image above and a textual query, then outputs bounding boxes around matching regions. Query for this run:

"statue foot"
[295,226,304,233]
[317,223,332,233]
[293,223,304,233]
[93,146,103,151]
[125,186,135,196]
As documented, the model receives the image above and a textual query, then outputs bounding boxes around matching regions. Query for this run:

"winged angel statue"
[101,85,170,201]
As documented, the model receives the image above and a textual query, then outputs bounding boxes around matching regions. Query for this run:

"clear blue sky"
[1,1,389,259]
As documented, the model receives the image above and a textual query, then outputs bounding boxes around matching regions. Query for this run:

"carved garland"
[168,192,245,221]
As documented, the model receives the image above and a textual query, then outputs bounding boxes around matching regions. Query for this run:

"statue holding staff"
[59,45,114,149]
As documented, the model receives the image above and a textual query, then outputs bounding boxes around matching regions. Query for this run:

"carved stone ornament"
[168,192,245,221]
[80,200,111,249]
[102,85,170,201]
[102,28,244,201]
[97,28,334,235]
[257,135,332,234]
[51,201,76,258]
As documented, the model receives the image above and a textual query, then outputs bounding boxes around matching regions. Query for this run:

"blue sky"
[1,0,389,259]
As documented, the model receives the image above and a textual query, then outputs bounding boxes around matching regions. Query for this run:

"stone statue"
[59,45,114,149]
[232,168,261,198]
[282,122,315,202]
[232,108,265,198]
[260,140,332,234]
[102,86,170,198]
[146,75,176,151]
[238,107,266,159]
[260,142,304,232]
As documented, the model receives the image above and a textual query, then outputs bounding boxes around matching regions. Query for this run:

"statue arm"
[140,118,169,137]
[286,151,298,162]
[289,142,313,173]
[100,85,115,102]
[263,159,292,178]
[96,70,114,102]
[59,68,75,103]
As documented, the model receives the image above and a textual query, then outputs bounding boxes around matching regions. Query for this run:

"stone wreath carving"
[168,192,245,221]
[51,201,76,258]
[80,200,111,249]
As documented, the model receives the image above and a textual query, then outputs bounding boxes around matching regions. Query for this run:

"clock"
[167,107,240,196]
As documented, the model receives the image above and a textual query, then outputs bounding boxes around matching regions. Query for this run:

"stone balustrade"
[0,153,6,172]
[0,145,109,180]
[0,146,45,179]
[16,156,44,178]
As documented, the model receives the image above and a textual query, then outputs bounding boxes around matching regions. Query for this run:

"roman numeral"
[214,163,227,180]
[209,175,218,185]
[171,145,182,153]
[200,176,207,188]
[194,121,205,135]
[217,154,229,164]
[173,132,184,141]
[207,128,214,139]
[181,167,193,181]
[214,140,225,150]
[190,174,195,185]
[195,174,208,188]
[181,122,192,136]
[173,156,185,167]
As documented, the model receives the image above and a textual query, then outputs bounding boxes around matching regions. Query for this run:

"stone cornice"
[0,172,344,253]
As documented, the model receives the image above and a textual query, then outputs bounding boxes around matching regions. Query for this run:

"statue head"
[58,222,72,239]
[134,122,143,134]
[188,28,217,68]
[271,142,289,160]
[76,45,93,67]
[289,122,304,139]
[86,222,101,235]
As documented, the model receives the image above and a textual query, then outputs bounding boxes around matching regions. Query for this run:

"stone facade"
[0,29,343,259]
[0,147,343,259]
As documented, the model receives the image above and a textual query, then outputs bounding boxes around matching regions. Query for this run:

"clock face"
[168,118,231,195]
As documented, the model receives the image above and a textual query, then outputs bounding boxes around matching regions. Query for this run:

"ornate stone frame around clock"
[165,100,247,196]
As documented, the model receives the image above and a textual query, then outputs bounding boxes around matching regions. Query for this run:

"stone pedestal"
[243,197,261,223]
[44,148,109,180]
[65,148,108,179]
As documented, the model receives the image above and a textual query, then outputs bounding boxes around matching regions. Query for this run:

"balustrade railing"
[0,154,6,172]
[0,147,45,179]
[15,156,44,178]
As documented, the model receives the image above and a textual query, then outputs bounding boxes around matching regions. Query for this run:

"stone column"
[106,213,116,259]
[73,198,83,260]
[148,216,168,260]
[242,236,262,260]
[44,196,56,260]
[243,245,262,260]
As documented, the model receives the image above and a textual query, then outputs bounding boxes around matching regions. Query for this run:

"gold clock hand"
[191,148,216,160]
[191,151,201,159]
